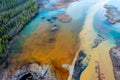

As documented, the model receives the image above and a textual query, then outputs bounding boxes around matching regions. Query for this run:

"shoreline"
[78,0,115,80]
[0,0,80,80]
[4,20,80,80]
[0,8,39,66]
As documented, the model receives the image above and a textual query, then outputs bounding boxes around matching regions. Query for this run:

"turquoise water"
[19,8,65,43]
[5,0,120,80]
[9,0,107,54]
[108,0,120,8]
[9,9,65,53]
[18,0,99,44]
[93,5,120,46]
[9,0,120,59]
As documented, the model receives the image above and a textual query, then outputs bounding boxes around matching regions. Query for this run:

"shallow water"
[93,5,120,46]
[2,0,120,80]
[19,9,65,43]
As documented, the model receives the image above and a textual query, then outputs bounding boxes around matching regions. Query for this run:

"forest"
[0,0,39,61]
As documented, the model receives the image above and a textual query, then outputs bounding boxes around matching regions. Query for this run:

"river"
[3,0,120,80]
[79,0,115,80]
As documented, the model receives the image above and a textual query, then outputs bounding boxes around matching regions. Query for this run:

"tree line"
[0,0,39,60]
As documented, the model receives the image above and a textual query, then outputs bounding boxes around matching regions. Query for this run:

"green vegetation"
[0,0,39,60]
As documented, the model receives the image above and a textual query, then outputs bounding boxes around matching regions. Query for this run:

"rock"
[92,34,107,49]
[53,25,57,27]
[41,16,45,19]
[104,5,120,24]
[47,18,52,22]
[72,51,87,80]
[92,39,102,49]
[50,27,58,32]
[52,17,57,20]
[57,13,72,23]
[50,21,54,23]
[110,47,120,80]
[1,63,57,80]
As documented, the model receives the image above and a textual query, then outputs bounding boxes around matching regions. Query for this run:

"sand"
[79,0,115,80]
[2,0,116,80]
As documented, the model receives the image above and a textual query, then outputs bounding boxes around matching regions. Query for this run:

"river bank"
[0,0,84,80]
[6,18,81,80]
[79,0,115,80]
[1,0,119,80]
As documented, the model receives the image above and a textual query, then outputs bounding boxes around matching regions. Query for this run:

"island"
[109,47,120,80]
[0,0,76,63]
[57,13,72,23]
[0,0,79,80]
[104,5,120,24]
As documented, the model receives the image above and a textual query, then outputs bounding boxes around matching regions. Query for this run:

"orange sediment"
[10,22,80,80]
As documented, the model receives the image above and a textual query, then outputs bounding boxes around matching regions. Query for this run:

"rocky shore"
[0,0,79,80]
[109,47,120,80]
[72,51,87,80]
[104,5,120,24]
[0,63,57,80]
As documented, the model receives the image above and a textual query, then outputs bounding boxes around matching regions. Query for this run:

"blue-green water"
[18,0,98,45]
[93,6,120,46]
[9,9,65,53]
[4,0,120,80]
[9,0,114,55]
[19,8,65,43]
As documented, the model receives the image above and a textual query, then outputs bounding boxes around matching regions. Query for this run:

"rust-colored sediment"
[10,22,80,80]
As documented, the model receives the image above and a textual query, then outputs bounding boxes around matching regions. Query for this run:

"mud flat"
[72,51,87,80]
[110,47,120,80]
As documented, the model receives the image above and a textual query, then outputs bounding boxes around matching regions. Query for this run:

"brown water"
[8,21,81,80]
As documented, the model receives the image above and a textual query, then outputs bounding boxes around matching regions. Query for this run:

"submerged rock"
[72,51,87,80]
[41,16,45,19]
[110,47,120,80]
[50,27,58,32]
[57,13,72,23]
[92,34,107,49]
[104,5,120,24]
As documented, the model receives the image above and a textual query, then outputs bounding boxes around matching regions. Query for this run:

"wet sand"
[9,21,80,80]
[79,0,115,80]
